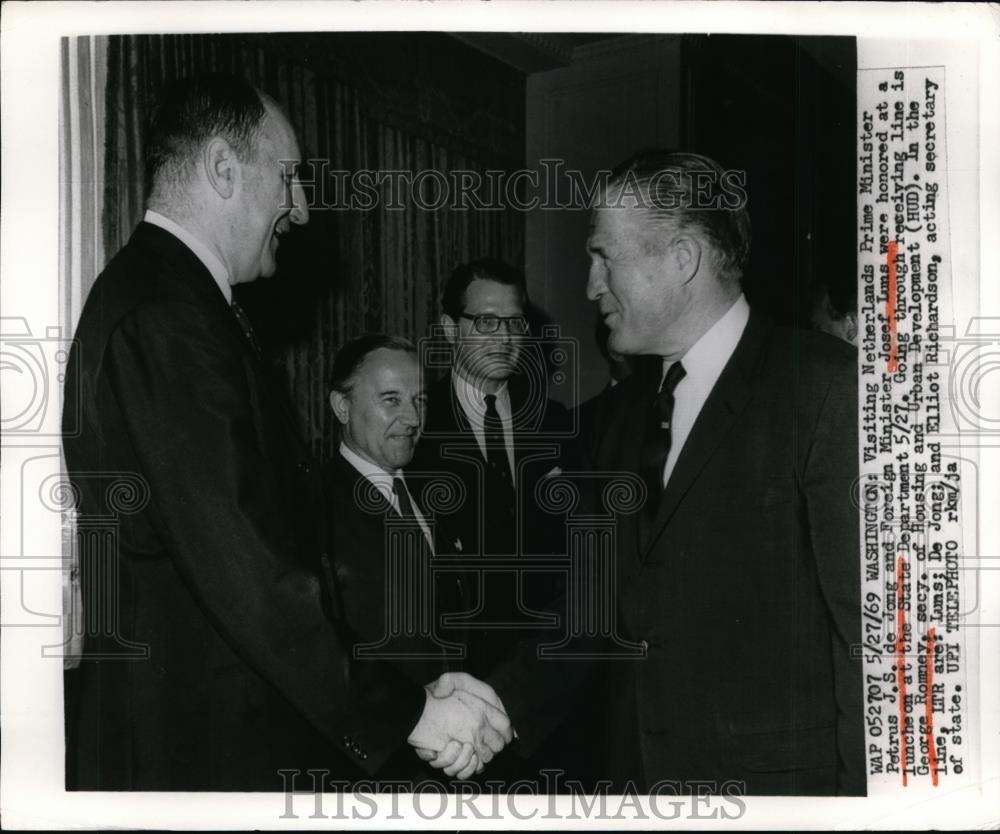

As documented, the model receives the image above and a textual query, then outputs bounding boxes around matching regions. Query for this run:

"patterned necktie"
[639,361,687,525]
[231,300,261,357]
[483,394,513,488]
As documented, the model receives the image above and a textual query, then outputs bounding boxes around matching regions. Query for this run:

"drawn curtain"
[60,36,108,335]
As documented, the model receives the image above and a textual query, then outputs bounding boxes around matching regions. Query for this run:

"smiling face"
[586,203,691,357]
[443,278,525,389]
[330,348,426,472]
[231,99,308,284]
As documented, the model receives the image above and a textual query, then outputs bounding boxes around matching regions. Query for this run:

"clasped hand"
[407,672,513,779]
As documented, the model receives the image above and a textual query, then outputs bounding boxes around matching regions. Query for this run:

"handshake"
[407,672,515,780]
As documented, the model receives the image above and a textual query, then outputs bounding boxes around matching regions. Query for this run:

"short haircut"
[328,334,417,395]
[605,150,752,286]
[145,73,267,199]
[441,258,529,320]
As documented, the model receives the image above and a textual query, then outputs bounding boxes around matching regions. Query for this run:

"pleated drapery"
[60,36,108,335]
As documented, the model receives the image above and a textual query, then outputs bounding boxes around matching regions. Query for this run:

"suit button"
[639,639,649,653]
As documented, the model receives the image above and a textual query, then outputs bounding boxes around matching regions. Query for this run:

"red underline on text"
[926,627,939,786]
[887,240,899,373]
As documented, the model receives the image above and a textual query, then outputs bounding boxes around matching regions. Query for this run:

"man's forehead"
[260,100,301,158]
[464,279,523,309]
[588,204,635,244]
[361,349,418,382]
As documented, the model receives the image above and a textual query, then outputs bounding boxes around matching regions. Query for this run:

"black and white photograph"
[1,1,997,829]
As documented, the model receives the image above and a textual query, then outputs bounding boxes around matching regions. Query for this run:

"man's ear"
[204,136,238,199]
[329,390,350,425]
[670,234,702,286]
[440,313,458,345]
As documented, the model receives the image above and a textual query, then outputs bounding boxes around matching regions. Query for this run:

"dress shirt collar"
[144,209,232,304]
[339,442,433,547]
[665,294,750,388]
[339,441,399,491]
[451,370,512,422]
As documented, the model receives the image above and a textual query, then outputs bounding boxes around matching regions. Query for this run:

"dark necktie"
[393,476,433,552]
[483,394,513,489]
[639,361,686,527]
[231,300,261,357]
[392,476,415,519]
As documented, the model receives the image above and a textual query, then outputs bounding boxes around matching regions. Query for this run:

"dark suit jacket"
[567,357,660,471]
[62,222,422,790]
[411,372,571,673]
[322,453,473,781]
[492,312,865,796]
[410,371,587,783]
[415,373,571,556]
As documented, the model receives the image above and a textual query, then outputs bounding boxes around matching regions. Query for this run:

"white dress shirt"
[451,372,516,483]
[144,209,232,304]
[659,294,751,486]
[339,442,434,551]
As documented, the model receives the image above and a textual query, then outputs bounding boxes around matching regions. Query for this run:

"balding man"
[62,75,504,790]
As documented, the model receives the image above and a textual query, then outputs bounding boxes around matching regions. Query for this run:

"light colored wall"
[525,35,681,405]
[525,35,681,406]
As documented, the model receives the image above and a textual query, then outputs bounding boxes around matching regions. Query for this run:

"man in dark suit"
[444,151,864,795]
[411,259,588,782]
[323,334,509,781]
[568,316,645,471]
[62,74,507,790]
[413,259,571,673]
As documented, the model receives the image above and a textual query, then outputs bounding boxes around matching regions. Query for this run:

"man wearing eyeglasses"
[419,258,566,561]
[411,259,573,778]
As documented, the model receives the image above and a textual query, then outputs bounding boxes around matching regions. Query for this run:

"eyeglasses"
[458,313,530,335]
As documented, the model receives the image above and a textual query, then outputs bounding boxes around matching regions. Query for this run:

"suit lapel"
[640,313,772,561]
[389,452,472,648]
[597,377,648,574]
[137,222,256,361]
[509,378,532,481]
[442,376,503,490]
[332,455,397,523]
[444,375,473,436]
[333,455,446,568]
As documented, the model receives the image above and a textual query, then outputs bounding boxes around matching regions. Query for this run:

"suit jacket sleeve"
[488,640,600,758]
[102,300,424,773]
[803,354,866,795]
[488,392,624,755]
